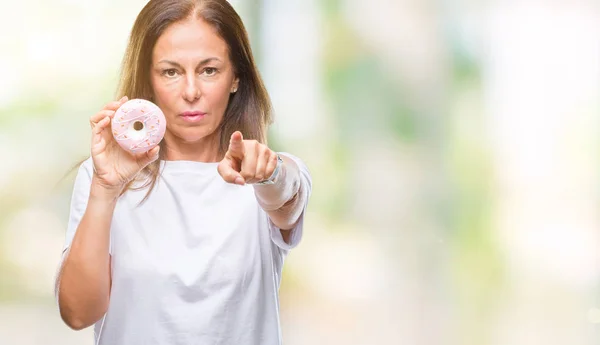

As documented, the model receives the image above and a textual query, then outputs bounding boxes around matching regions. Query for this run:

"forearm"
[57,178,117,330]
[254,155,306,230]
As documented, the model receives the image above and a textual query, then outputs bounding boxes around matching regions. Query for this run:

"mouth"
[179,111,207,123]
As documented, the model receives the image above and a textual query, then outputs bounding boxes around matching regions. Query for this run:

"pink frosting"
[111,99,167,154]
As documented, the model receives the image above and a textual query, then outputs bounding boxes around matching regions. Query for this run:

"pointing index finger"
[227,131,245,160]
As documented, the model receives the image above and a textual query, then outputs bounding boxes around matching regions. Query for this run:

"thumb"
[217,160,246,186]
[227,131,245,160]
[136,145,160,167]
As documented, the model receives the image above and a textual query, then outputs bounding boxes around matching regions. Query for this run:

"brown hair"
[113,0,271,201]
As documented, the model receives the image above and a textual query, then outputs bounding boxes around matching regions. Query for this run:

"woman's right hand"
[89,96,161,193]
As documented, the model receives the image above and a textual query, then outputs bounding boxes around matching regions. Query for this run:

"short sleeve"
[268,152,312,252]
[62,157,95,255]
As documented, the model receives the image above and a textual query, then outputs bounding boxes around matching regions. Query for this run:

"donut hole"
[133,121,144,131]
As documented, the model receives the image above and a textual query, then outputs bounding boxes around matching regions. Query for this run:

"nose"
[182,73,200,102]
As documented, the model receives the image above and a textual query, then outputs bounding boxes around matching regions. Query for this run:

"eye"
[162,69,178,78]
[202,67,218,76]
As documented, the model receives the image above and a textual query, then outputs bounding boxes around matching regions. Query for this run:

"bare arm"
[56,96,160,330]
[56,179,118,330]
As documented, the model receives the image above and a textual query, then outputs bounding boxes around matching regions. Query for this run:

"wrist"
[255,154,284,185]
[90,176,123,202]
[253,156,300,211]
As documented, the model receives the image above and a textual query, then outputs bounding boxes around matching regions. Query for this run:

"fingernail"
[234,177,245,185]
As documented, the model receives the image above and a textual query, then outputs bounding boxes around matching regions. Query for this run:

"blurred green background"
[1,0,600,344]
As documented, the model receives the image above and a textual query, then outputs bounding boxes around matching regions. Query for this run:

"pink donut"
[111,99,167,154]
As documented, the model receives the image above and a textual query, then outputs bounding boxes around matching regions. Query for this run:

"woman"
[55,1,311,344]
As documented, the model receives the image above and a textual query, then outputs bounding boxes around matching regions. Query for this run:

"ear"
[230,77,240,93]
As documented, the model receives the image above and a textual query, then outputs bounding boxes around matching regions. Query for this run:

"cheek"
[153,79,179,102]
[151,79,180,117]
[205,83,232,112]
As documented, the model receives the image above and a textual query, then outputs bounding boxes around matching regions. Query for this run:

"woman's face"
[150,17,239,145]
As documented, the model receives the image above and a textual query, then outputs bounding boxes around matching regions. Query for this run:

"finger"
[103,96,129,111]
[91,116,113,154]
[226,131,245,160]
[254,147,271,182]
[90,110,116,128]
[91,118,110,154]
[91,135,107,156]
[134,145,160,168]
[240,141,258,183]
[93,116,111,135]
[262,151,279,182]
[144,145,160,162]
[218,161,245,186]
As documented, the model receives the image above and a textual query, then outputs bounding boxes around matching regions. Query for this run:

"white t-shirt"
[60,153,311,345]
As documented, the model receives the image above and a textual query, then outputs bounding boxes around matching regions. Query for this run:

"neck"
[162,131,223,162]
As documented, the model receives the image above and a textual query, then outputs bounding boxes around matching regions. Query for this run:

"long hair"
[112,0,271,202]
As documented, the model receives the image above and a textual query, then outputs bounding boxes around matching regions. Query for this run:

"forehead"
[153,17,229,62]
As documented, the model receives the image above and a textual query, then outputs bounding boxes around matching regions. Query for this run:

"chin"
[173,127,219,144]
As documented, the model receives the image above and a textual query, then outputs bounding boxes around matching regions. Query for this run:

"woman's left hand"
[218,131,279,185]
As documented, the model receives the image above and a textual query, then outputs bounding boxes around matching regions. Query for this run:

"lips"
[179,111,207,123]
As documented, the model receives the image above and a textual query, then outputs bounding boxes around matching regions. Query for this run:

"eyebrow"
[157,57,222,67]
